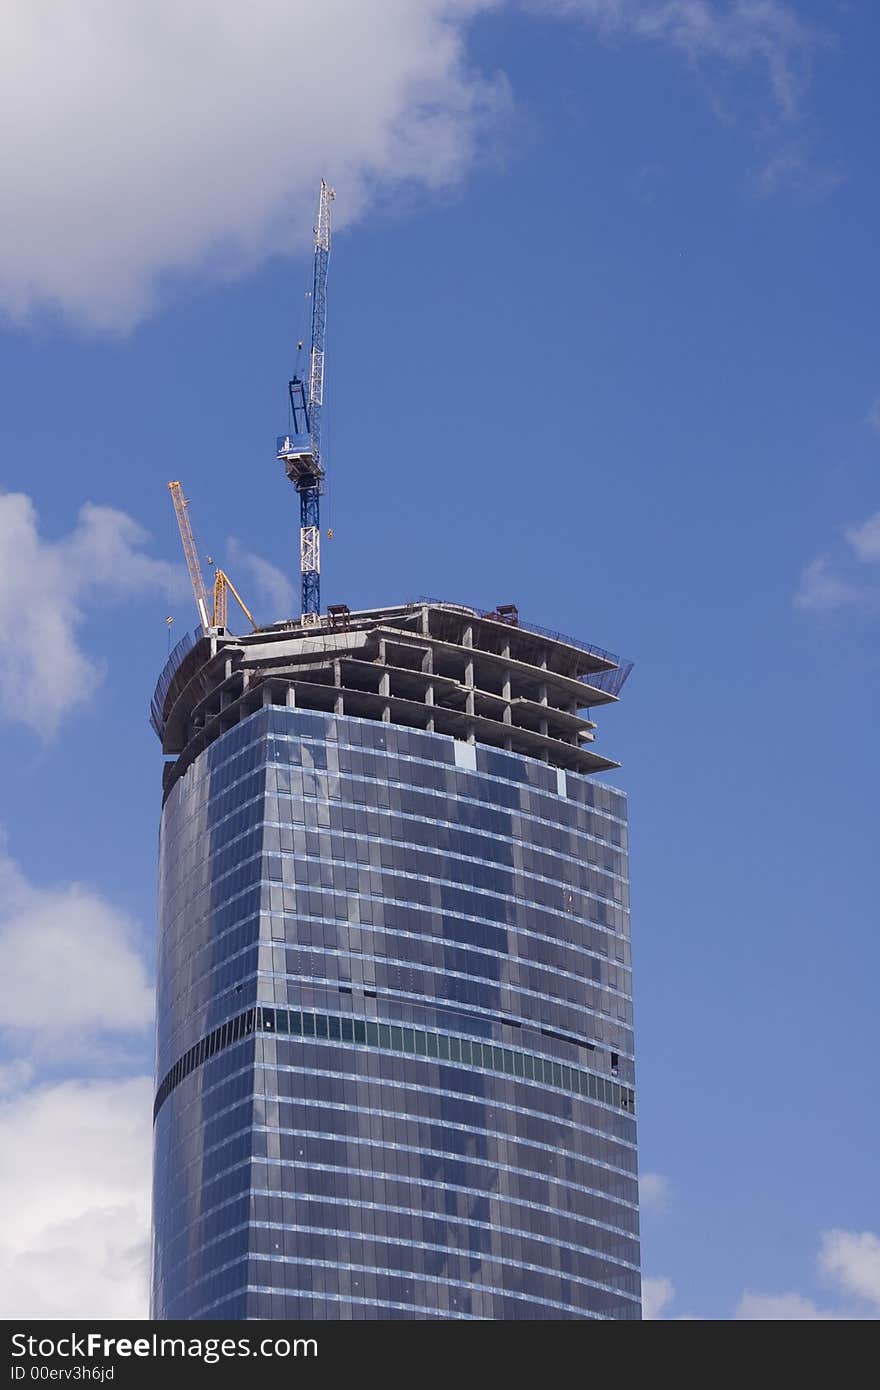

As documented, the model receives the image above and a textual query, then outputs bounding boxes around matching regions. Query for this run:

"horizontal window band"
[157,1217,638,1301]
[153,1006,635,1122]
[162,837,629,943]
[156,1179,637,1280]
[158,1121,639,1229]
[159,1086,638,1193]
[192,1286,484,1320]
[180,1250,638,1321]
[154,1082,638,1225]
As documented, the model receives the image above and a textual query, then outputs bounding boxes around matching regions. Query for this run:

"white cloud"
[642,1274,675,1319]
[0,838,153,1056]
[0,847,153,1318]
[0,1,506,329]
[845,512,880,564]
[818,1230,880,1311]
[0,491,185,735]
[226,536,296,621]
[0,1,828,331]
[736,1290,846,1320]
[0,1076,151,1319]
[736,1229,880,1320]
[639,1170,671,1211]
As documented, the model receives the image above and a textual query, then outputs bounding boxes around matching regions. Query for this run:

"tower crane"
[167,480,257,633]
[276,179,335,627]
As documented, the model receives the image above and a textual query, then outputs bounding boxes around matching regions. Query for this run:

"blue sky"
[0,1,878,1319]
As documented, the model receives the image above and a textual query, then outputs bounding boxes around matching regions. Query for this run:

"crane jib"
[277,179,334,624]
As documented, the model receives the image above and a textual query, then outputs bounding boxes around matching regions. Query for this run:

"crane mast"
[276,179,335,627]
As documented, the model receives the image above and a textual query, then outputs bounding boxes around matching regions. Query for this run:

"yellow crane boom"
[168,479,257,633]
[168,481,210,631]
[213,568,257,632]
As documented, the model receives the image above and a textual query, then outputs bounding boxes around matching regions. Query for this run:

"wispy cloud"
[736,1290,848,1320]
[754,139,846,202]
[226,536,297,622]
[639,1171,671,1211]
[531,0,819,114]
[845,511,880,564]
[796,503,880,617]
[794,554,867,615]
[0,491,185,735]
[527,1,837,196]
[642,1274,675,1319]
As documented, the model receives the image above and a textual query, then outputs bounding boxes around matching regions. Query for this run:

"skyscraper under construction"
[149,599,639,1319]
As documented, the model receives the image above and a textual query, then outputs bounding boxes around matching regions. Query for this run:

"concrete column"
[333,660,344,716]
[286,686,296,708]
[425,681,435,734]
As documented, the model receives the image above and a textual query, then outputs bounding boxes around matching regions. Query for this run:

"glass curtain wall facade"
[150,603,639,1319]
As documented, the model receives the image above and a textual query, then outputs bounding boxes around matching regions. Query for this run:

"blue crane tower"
[276,179,335,626]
